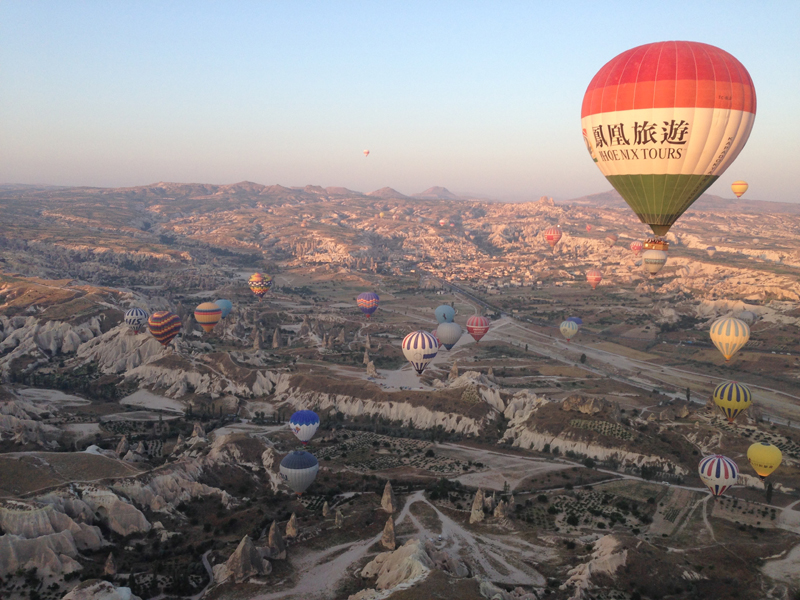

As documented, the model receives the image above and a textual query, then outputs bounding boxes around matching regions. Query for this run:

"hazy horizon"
[2,1,799,203]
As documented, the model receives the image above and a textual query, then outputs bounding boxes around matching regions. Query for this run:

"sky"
[1,1,799,202]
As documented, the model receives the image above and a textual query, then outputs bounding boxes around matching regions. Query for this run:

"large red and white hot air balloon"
[581,41,756,236]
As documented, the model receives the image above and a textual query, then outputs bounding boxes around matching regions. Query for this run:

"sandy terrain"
[120,389,186,413]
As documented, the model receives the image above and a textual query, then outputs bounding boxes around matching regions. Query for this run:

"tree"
[580,354,586,364]
[686,387,691,402]
[766,483,773,504]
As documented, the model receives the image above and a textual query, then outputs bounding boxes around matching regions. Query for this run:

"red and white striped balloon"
[466,315,491,343]
[586,269,603,290]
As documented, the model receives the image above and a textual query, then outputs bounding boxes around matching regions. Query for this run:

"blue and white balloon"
[215,299,233,318]
[124,308,148,332]
[289,410,320,444]
[434,305,455,324]
[402,331,439,375]
[280,451,319,495]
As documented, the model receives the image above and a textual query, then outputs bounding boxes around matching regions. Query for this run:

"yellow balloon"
[712,381,752,423]
[747,442,782,479]
[710,317,750,362]
[731,181,749,198]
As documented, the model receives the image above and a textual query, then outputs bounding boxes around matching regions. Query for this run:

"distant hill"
[412,186,460,200]
[367,187,409,199]
[563,189,800,215]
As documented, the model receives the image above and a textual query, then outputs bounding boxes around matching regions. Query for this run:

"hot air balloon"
[560,320,579,342]
[436,322,462,350]
[194,302,222,333]
[630,241,643,256]
[363,150,370,158]
[566,317,583,328]
[706,246,717,258]
[148,311,181,347]
[698,455,739,497]
[124,308,148,333]
[747,442,782,480]
[289,410,320,445]
[280,451,319,495]
[581,41,756,236]
[439,219,447,227]
[379,212,386,218]
[586,269,603,290]
[214,299,233,318]
[466,315,490,343]
[356,292,380,318]
[712,381,752,423]
[402,331,438,375]
[731,181,749,198]
[544,226,563,250]
[710,317,750,362]
[248,273,273,299]
[605,233,618,247]
[586,224,592,232]
[435,305,455,324]
[642,249,668,276]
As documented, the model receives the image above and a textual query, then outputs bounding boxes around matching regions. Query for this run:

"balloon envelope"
[731,181,749,198]
[747,442,782,479]
[148,311,181,347]
[280,451,319,494]
[630,241,643,255]
[586,269,603,290]
[435,305,456,324]
[642,249,668,275]
[248,273,272,298]
[698,455,739,497]
[357,292,380,317]
[605,233,618,247]
[194,302,222,333]
[706,246,717,258]
[214,299,233,318]
[289,410,320,444]
[712,381,752,423]
[710,317,750,361]
[124,308,148,332]
[582,41,757,235]
[560,320,579,341]
[436,322,463,350]
[466,316,490,343]
[544,226,562,249]
[363,150,370,157]
[402,331,438,375]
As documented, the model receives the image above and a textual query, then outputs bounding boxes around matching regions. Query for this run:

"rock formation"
[360,539,434,591]
[212,535,272,583]
[365,334,371,349]
[381,481,396,513]
[268,520,286,560]
[366,361,378,378]
[285,512,298,539]
[272,328,282,349]
[335,508,344,528]
[115,436,129,457]
[322,501,331,518]
[470,489,485,524]
[493,500,507,519]
[381,516,396,550]
[449,361,458,381]
[363,348,370,365]
[337,328,346,344]
[103,552,117,576]
[561,535,627,599]
[62,580,142,600]
[252,329,263,350]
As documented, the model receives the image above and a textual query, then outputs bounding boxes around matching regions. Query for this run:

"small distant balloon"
[747,442,782,480]
[436,322,463,350]
[124,308,148,333]
[289,410,320,445]
[706,246,717,258]
[194,302,222,333]
[698,454,739,497]
[586,269,603,290]
[544,226,562,250]
[630,241,643,256]
[712,381,752,423]
[710,317,750,362]
[356,292,379,318]
[435,305,456,324]
[466,315,490,343]
[280,451,319,495]
[363,150,370,157]
[731,181,748,198]
[559,320,579,342]
[214,299,233,318]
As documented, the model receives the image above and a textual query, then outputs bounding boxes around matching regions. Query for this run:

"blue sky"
[1,1,798,201]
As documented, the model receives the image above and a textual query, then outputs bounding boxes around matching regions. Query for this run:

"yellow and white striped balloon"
[709,317,750,362]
